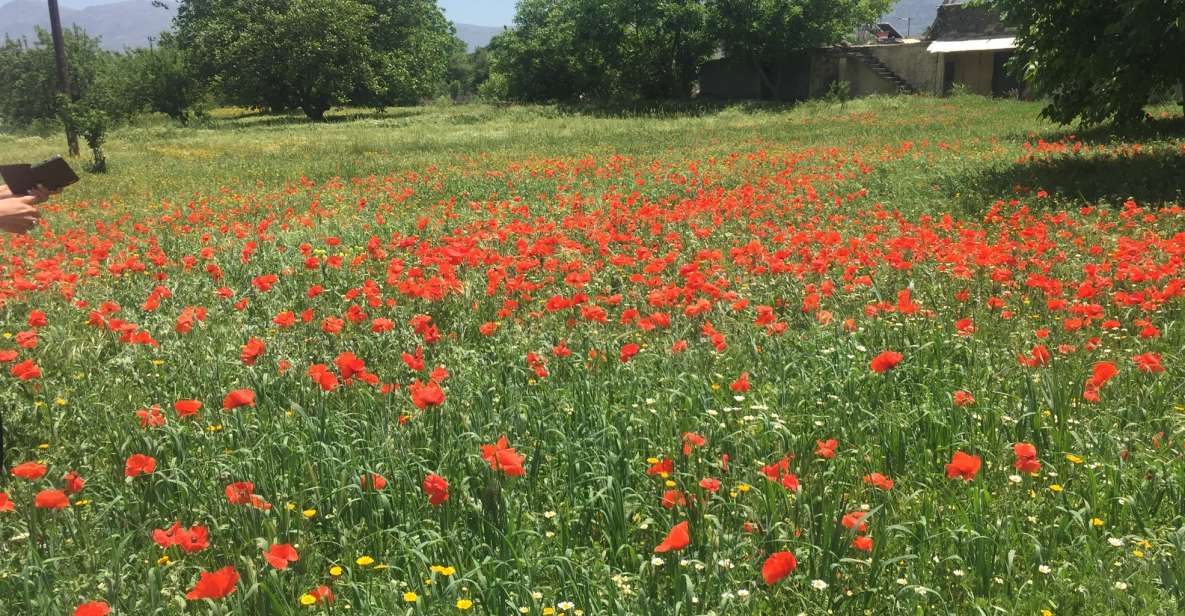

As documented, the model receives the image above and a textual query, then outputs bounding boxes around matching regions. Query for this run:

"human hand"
[0,197,42,234]
[25,185,53,205]
[0,184,12,199]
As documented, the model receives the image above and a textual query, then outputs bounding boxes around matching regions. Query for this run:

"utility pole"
[47,0,80,157]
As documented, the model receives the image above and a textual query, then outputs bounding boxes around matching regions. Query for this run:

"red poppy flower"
[360,472,388,490]
[479,322,499,336]
[698,477,721,493]
[423,473,449,505]
[1013,443,1041,474]
[136,405,166,429]
[73,602,111,616]
[409,379,445,409]
[264,543,300,569]
[654,520,690,553]
[945,451,981,481]
[953,390,976,407]
[841,511,869,533]
[175,399,202,418]
[761,551,797,585]
[682,432,706,456]
[26,310,47,327]
[308,364,339,391]
[11,461,47,480]
[0,492,14,512]
[306,585,335,605]
[481,436,526,477]
[10,359,41,380]
[1087,361,1118,388]
[34,489,69,509]
[124,454,157,477]
[153,521,209,553]
[729,372,750,392]
[660,490,687,509]
[780,473,801,491]
[222,388,256,410]
[185,566,240,601]
[62,471,86,494]
[863,472,894,491]
[869,351,903,373]
[815,439,838,459]
[646,458,674,476]
[619,342,640,362]
[240,337,265,365]
[1132,352,1164,373]
[852,536,874,551]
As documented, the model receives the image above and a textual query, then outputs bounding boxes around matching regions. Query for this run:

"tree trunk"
[302,104,328,121]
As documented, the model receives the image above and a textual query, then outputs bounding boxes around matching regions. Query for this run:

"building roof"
[927,37,1016,53]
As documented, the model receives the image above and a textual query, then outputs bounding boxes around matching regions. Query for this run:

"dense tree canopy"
[993,0,1185,125]
[486,0,715,102]
[174,0,455,119]
[709,0,892,93]
[487,0,891,102]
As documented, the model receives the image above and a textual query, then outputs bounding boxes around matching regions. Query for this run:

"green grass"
[0,95,1183,615]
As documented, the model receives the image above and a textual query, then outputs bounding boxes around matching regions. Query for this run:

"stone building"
[699,1,1023,101]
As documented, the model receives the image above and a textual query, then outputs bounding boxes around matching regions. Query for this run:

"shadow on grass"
[555,98,798,119]
[966,115,1185,208]
[215,108,427,129]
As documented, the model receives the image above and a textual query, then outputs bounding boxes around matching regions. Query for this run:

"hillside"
[0,0,503,51]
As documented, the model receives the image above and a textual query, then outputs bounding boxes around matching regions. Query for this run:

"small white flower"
[1108,537,1125,547]
[720,592,734,601]
[736,589,750,599]
[543,511,557,519]
[679,559,690,567]
[952,569,965,577]
[558,601,575,610]
[717,559,733,569]
[1008,474,1023,483]
[1114,581,1128,591]
[650,556,665,567]
[811,579,829,591]
[1038,565,1051,574]
[531,592,543,600]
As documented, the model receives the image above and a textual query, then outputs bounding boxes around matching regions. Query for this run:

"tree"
[707,0,893,94]
[122,32,207,123]
[486,0,715,102]
[991,0,1185,125]
[175,0,454,119]
[0,27,105,129]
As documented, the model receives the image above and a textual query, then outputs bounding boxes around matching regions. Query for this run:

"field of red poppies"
[1,98,1184,615]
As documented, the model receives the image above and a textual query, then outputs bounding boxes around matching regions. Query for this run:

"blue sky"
[59,0,519,26]
[438,0,516,27]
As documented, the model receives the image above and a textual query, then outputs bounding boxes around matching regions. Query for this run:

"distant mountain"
[883,0,944,38]
[1,0,931,52]
[456,23,503,51]
[0,0,174,50]
[0,0,504,51]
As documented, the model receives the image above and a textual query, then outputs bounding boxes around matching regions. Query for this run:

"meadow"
[0,95,1184,615]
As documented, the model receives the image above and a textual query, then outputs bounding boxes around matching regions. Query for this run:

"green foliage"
[992,0,1185,125]
[488,0,891,103]
[121,33,208,124]
[0,27,105,130]
[487,0,715,102]
[445,41,490,101]
[707,0,893,91]
[175,0,454,120]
